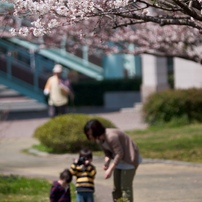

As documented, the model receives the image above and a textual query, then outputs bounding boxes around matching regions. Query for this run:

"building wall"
[141,54,169,102]
[104,91,141,109]
[103,54,124,79]
[174,58,202,89]
[103,54,142,79]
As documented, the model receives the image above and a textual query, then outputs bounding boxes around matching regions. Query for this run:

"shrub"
[143,88,202,126]
[33,114,116,153]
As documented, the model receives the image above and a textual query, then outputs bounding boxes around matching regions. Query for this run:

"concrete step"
[134,102,143,110]
[120,102,143,112]
[0,84,21,97]
[0,84,47,112]
[0,99,47,112]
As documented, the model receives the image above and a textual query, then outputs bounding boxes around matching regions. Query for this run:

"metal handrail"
[0,37,104,103]
[8,38,104,80]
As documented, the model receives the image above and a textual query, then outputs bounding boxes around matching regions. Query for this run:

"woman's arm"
[103,156,111,170]
[108,132,124,167]
[104,131,124,179]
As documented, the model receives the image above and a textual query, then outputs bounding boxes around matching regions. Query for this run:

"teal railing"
[8,38,103,80]
[0,38,103,103]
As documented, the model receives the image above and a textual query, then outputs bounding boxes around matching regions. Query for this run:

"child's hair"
[79,147,93,160]
[60,169,72,183]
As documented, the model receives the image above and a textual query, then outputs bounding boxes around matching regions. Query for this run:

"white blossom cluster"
[4,0,202,38]
[6,0,132,37]
[10,27,29,36]
[11,0,53,16]
[5,0,97,37]
[113,0,129,8]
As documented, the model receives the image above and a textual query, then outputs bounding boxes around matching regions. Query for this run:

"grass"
[32,144,54,153]
[31,123,202,164]
[0,175,76,202]
[0,175,50,202]
[127,123,202,163]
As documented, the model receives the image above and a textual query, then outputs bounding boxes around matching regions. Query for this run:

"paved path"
[0,109,202,202]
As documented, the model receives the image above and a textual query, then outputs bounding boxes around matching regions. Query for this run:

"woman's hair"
[83,119,105,139]
[79,147,93,160]
[60,169,72,183]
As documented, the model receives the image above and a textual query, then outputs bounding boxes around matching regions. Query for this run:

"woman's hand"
[105,168,113,179]
[103,164,109,170]
[105,163,115,179]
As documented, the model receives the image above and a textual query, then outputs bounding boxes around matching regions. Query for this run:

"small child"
[69,148,96,202]
[50,169,72,202]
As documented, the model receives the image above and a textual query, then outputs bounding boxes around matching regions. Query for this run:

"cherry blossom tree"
[1,0,201,35]
[0,0,202,63]
[43,20,202,63]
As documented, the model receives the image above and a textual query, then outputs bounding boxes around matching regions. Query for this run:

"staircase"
[0,84,47,113]
[0,37,104,108]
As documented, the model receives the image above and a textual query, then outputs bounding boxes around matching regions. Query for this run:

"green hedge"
[143,88,202,125]
[33,114,116,153]
[70,78,141,106]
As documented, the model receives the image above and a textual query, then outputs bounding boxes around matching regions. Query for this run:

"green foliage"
[143,88,202,126]
[127,123,202,163]
[33,114,116,153]
[117,198,130,202]
[0,175,50,202]
[0,175,76,202]
[71,78,142,106]
[32,143,54,153]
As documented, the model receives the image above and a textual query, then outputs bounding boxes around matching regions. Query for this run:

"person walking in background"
[44,64,71,117]
[63,71,75,106]
[83,119,141,202]
[50,169,72,202]
[69,148,96,202]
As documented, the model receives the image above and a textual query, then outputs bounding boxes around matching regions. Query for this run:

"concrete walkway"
[0,108,202,202]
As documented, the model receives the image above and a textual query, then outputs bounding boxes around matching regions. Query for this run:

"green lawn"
[0,175,76,202]
[127,123,202,163]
